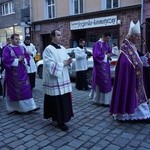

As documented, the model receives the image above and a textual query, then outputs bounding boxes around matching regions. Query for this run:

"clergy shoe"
[139,119,150,123]
[92,102,101,106]
[28,107,40,113]
[7,111,20,115]
[59,123,69,131]
[101,104,110,107]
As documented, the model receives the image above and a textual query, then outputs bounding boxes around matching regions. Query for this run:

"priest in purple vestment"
[2,34,40,114]
[110,20,150,121]
[89,32,112,106]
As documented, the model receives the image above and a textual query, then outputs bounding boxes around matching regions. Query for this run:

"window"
[87,31,118,47]
[0,26,23,45]
[106,0,119,9]
[88,35,99,47]
[47,0,55,18]
[2,1,14,15]
[73,0,84,14]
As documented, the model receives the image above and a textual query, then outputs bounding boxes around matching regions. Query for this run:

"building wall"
[31,0,45,22]
[0,0,30,28]
[31,0,70,21]
[85,0,100,12]
[56,0,69,18]
[33,21,71,52]
[33,6,141,54]
[121,0,141,7]
[0,0,29,44]
[0,0,22,28]
[144,3,150,19]
[32,0,141,22]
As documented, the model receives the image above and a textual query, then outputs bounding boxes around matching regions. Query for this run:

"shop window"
[73,0,84,14]
[0,29,6,47]
[106,0,119,9]
[87,32,118,48]
[47,0,55,18]
[109,32,118,47]
[88,35,100,47]
[0,26,23,46]
[1,1,15,16]
[15,26,23,41]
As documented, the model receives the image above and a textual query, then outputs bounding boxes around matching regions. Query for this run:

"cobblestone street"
[0,77,150,150]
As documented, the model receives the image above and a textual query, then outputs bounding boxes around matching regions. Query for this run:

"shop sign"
[70,15,117,30]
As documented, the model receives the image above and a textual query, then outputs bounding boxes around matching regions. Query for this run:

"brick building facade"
[32,5,141,54]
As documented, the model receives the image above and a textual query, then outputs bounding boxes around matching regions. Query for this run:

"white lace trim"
[89,85,111,105]
[113,102,150,120]
[6,97,37,113]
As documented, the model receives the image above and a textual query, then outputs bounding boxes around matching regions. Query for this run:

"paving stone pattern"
[0,78,150,150]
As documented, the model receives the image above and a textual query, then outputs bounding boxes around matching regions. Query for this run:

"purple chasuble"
[2,45,32,101]
[110,39,147,114]
[92,41,112,93]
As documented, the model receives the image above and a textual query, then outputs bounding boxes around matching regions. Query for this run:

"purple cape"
[110,39,147,114]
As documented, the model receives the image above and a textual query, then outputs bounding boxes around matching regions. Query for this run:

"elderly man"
[110,21,150,122]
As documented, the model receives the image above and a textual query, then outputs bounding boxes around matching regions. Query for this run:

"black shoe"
[28,107,40,113]
[118,119,150,123]
[138,119,150,123]
[33,107,40,111]
[84,88,90,91]
[59,123,69,131]
[7,111,21,115]
[101,104,110,107]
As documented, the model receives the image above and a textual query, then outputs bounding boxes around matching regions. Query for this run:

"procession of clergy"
[1,20,150,132]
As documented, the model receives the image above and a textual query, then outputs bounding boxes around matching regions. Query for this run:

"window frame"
[106,0,120,9]
[47,0,56,19]
[72,0,84,15]
[1,1,15,16]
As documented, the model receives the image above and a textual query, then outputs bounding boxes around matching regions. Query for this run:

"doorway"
[71,30,86,47]
[41,34,51,51]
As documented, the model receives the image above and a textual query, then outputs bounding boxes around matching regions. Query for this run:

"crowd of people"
[0,20,150,132]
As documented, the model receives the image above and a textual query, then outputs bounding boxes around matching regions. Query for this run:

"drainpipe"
[29,0,32,23]
[29,0,34,42]
[140,0,144,53]
[141,0,144,24]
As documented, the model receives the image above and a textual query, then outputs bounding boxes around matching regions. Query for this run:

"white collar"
[99,38,104,42]
[10,44,19,47]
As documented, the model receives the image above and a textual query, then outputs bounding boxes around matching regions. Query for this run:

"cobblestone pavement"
[0,77,150,150]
